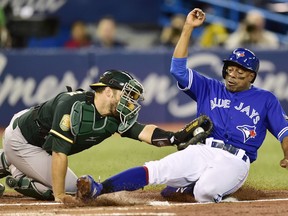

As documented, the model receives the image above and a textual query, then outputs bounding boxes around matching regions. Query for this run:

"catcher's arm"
[151,115,213,148]
[122,122,174,146]
[52,151,69,202]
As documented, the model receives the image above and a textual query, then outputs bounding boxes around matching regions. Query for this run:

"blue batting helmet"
[222,48,260,83]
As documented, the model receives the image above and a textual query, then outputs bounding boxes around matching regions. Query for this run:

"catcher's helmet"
[90,69,135,90]
[222,48,259,83]
[90,69,144,133]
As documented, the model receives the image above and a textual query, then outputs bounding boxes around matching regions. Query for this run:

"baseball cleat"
[160,183,195,198]
[76,175,103,200]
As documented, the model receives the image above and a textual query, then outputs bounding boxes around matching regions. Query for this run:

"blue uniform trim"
[279,128,288,142]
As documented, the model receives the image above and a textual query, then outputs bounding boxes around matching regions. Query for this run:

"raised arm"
[173,8,206,58]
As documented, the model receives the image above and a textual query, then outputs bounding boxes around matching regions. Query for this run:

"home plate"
[149,201,170,206]
[222,197,239,202]
[149,197,239,206]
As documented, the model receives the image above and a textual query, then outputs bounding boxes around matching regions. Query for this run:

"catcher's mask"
[90,69,144,130]
[222,48,259,83]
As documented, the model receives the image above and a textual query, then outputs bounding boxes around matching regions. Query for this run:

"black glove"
[174,115,213,150]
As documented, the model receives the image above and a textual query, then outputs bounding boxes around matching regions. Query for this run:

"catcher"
[0,69,200,203]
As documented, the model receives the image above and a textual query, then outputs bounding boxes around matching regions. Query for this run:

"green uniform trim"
[50,129,73,144]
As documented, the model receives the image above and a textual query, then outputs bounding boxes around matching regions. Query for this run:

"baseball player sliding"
[76,8,288,203]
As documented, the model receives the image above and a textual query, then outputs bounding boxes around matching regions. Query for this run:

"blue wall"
[2,0,164,26]
[0,48,287,126]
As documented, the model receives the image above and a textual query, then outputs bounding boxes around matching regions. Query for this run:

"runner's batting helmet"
[222,48,259,83]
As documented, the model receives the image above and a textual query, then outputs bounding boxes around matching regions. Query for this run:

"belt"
[210,141,249,162]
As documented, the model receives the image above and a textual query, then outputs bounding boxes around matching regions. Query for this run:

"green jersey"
[14,90,144,156]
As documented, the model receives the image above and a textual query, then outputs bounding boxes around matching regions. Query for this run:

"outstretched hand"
[185,8,206,28]
[55,194,80,205]
[280,158,288,169]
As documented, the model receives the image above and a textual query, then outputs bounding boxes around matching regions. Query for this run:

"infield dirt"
[1,186,288,216]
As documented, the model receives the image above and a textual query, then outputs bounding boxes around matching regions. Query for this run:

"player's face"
[110,89,122,117]
[225,66,255,92]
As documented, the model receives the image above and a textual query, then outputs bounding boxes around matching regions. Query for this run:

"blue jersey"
[171,57,288,162]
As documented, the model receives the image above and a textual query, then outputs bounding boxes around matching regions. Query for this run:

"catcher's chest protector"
[70,101,118,144]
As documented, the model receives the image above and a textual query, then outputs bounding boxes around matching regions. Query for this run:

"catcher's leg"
[0,149,10,196]
[3,119,78,200]
[6,175,54,200]
[0,149,10,178]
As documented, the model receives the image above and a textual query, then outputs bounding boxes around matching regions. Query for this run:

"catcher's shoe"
[76,175,103,200]
[0,183,5,197]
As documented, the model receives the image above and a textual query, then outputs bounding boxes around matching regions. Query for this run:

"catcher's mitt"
[174,115,213,151]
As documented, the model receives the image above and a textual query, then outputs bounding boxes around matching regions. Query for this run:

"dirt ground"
[1,186,288,216]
